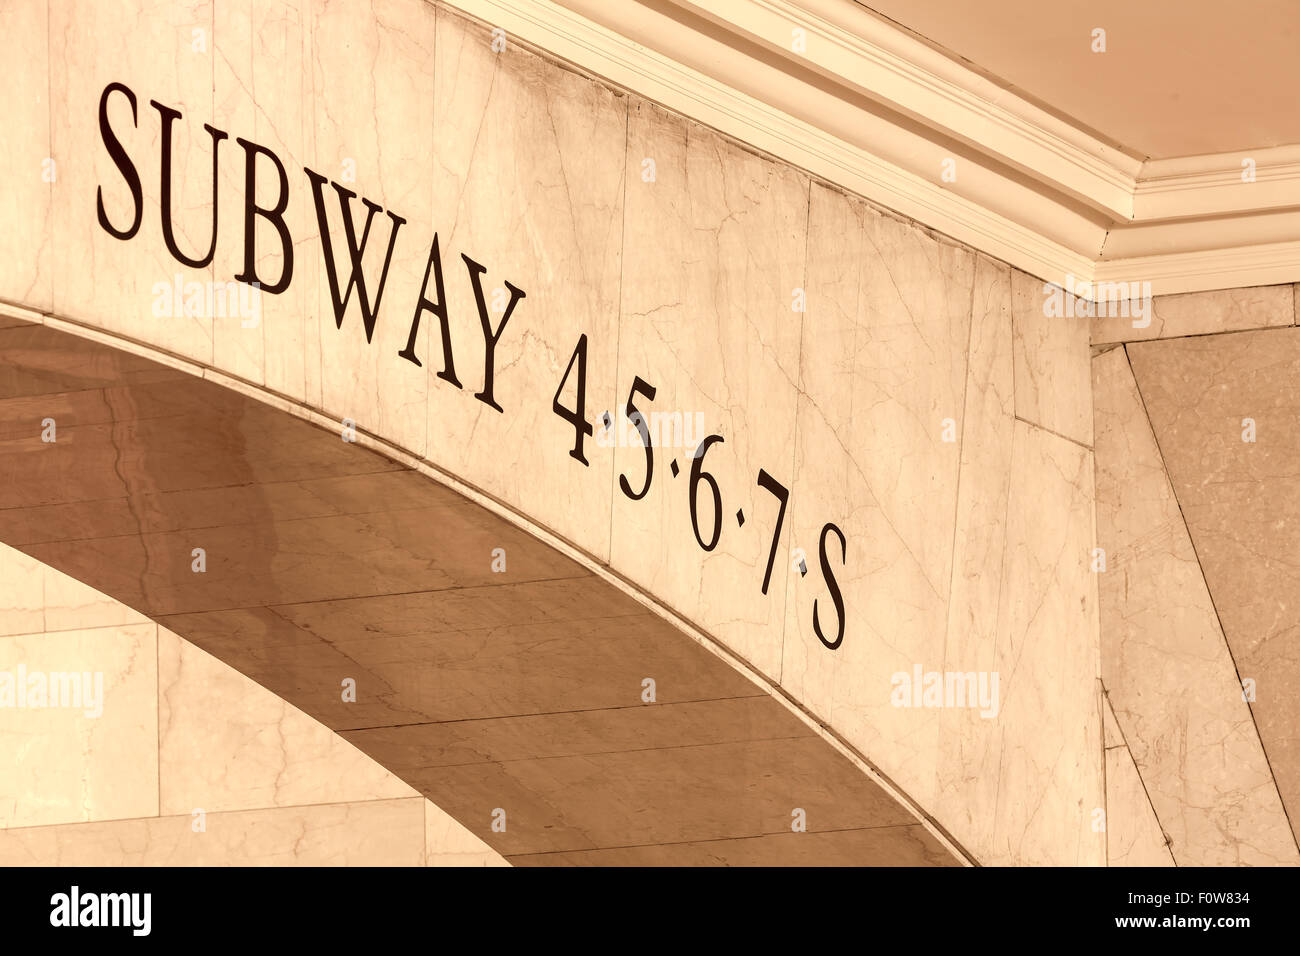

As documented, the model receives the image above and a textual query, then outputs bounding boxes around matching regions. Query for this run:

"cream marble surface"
[1102,694,1173,866]
[44,561,150,632]
[425,8,627,561]
[425,799,510,866]
[1102,692,1124,749]
[1106,743,1175,867]
[251,0,319,406]
[1091,284,1295,346]
[781,184,973,810]
[158,626,417,814]
[0,0,52,312]
[206,0,319,403]
[0,544,44,637]
[211,0,263,385]
[1,540,152,636]
[984,421,1102,865]
[803,187,973,606]
[309,0,436,456]
[934,255,1014,861]
[1092,345,1298,865]
[0,547,503,864]
[0,622,159,829]
[0,798,426,866]
[1127,326,1300,852]
[611,102,807,678]
[49,0,218,365]
[1012,269,1093,446]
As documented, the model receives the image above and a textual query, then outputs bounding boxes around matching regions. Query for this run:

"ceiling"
[858,0,1300,159]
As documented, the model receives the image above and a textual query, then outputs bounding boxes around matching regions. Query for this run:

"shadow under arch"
[0,318,960,866]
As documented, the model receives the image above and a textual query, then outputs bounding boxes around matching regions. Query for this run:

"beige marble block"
[0,543,44,637]
[0,797,426,866]
[1091,284,1295,346]
[820,194,974,600]
[43,561,150,633]
[209,0,262,385]
[1012,269,1093,446]
[1103,695,1173,866]
[1127,327,1300,854]
[0,622,159,829]
[0,546,490,865]
[158,626,417,814]
[1106,744,1175,867]
[1,539,150,635]
[611,102,808,678]
[1102,692,1124,749]
[1093,344,1298,865]
[0,0,52,312]
[988,421,1102,865]
[252,0,320,406]
[935,255,1014,861]
[49,0,218,365]
[308,0,436,457]
[425,799,509,866]
[425,8,627,561]
[781,185,974,810]
[204,0,323,402]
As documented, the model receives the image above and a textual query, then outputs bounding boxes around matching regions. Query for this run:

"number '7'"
[756,469,788,595]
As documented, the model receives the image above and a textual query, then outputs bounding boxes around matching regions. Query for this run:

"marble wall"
[1092,288,1300,865]
[0,542,505,865]
[0,0,1189,865]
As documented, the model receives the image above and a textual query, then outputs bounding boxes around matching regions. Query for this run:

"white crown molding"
[438,0,1300,298]
[1094,240,1300,297]
[1135,145,1300,220]
[659,0,1143,219]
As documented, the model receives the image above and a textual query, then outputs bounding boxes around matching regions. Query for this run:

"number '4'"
[553,334,593,465]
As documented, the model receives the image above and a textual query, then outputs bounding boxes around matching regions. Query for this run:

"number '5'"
[619,376,656,500]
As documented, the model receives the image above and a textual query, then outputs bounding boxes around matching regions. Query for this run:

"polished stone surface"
[1102,696,1174,867]
[0,537,502,865]
[1011,269,1093,446]
[0,320,954,865]
[1126,327,1300,856]
[1090,284,1295,346]
[611,101,808,680]
[0,0,51,312]
[0,618,158,830]
[1093,344,1298,865]
[48,0,218,365]
[982,420,1103,865]
[309,0,437,459]
[934,256,1014,860]
[428,7,628,562]
[0,799,429,866]
[779,184,974,821]
[158,625,418,815]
